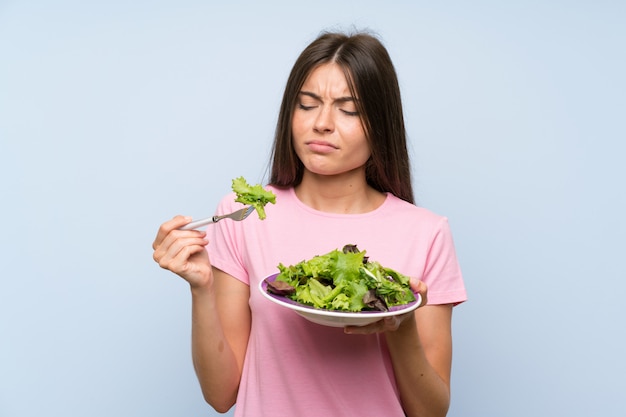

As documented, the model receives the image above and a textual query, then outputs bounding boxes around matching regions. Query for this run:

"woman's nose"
[313,106,334,133]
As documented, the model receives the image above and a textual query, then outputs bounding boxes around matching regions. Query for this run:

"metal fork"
[179,206,255,230]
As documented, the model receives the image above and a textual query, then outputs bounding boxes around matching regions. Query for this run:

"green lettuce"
[274,245,415,312]
[232,176,276,220]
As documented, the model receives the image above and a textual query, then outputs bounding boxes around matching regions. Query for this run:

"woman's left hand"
[344,279,428,335]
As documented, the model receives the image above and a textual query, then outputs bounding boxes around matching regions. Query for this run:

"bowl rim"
[258,273,421,320]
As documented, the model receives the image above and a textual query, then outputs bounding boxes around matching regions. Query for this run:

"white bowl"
[259,273,421,327]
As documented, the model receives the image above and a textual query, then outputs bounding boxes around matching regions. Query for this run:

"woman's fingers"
[411,280,428,308]
[155,233,208,271]
[152,215,208,273]
[345,279,429,335]
[152,216,213,290]
[344,314,404,334]
[152,215,192,250]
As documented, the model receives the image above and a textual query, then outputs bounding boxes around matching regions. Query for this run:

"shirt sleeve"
[421,217,467,306]
[205,193,250,285]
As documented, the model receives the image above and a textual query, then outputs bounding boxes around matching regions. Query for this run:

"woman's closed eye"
[298,102,317,111]
[298,102,358,116]
[335,97,359,116]
[340,107,359,116]
[296,92,359,116]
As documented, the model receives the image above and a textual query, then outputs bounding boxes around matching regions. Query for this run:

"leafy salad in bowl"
[260,245,421,327]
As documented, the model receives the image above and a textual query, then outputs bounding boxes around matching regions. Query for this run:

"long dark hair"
[269,30,414,204]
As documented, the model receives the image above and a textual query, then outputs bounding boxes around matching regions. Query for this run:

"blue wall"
[1,1,624,416]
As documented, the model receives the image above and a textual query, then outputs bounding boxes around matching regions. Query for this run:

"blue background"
[1,1,625,416]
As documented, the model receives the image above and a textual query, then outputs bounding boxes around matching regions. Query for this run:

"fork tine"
[222,206,254,221]
[179,206,255,230]
[240,206,255,220]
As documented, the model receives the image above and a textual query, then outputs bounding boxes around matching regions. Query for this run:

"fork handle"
[179,216,218,230]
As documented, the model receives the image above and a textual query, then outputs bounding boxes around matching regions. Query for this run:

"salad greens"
[232,176,276,220]
[269,244,416,312]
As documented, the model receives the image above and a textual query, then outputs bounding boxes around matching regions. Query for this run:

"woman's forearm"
[190,286,242,413]
[385,312,452,417]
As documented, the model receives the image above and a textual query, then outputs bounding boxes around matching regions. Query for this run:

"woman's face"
[292,63,370,178]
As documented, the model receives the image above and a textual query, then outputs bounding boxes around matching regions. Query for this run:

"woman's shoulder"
[383,193,447,222]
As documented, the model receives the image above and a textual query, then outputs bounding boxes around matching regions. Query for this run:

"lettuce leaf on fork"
[232,176,276,220]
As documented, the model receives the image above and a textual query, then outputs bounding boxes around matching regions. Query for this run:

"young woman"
[152,31,467,417]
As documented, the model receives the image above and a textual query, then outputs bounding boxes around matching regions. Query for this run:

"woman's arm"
[152,216,251,412]
[344,280,454,417]
[190,268,251,413]
[385,304,453,417]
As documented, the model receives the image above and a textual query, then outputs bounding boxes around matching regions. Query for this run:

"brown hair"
[269,30,414,204]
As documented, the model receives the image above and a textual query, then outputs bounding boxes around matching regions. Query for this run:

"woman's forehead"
[301,63,356,99]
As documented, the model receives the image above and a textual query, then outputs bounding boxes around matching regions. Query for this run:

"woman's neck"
[294,170,386,214]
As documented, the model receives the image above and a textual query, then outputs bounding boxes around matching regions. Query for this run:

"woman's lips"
[306,140,338,153]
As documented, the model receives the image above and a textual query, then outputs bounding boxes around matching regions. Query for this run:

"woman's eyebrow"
[299,91,356,103]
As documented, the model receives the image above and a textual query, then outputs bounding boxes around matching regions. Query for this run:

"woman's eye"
[298,103,316,111]
[341,109,359,116]
[340,105,359,116]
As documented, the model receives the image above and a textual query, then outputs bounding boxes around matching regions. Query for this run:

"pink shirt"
[207,186,467,417]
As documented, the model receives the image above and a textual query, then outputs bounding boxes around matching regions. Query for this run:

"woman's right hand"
[152,215,213,289]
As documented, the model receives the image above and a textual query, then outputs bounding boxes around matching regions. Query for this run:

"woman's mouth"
[305,140,338,153]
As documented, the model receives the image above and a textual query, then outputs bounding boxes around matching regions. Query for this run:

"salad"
[232,176,276,220]
[267,244,416,312]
